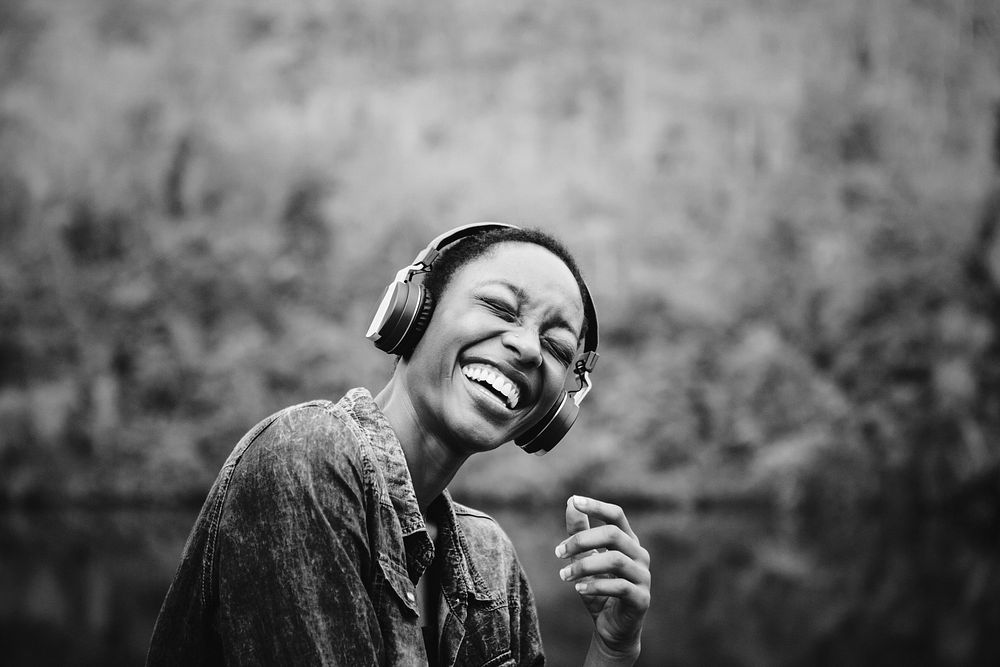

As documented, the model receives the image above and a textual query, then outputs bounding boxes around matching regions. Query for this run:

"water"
[0,506,997,666]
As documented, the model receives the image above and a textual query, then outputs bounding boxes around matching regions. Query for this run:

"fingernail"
[575,582,588,593]
[555,543,567,558]
[573,496,588,509]
[559,566,571,581]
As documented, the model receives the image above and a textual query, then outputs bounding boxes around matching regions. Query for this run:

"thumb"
[565,495,591,537]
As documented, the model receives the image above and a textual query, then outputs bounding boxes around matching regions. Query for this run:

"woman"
[148,223,650,666]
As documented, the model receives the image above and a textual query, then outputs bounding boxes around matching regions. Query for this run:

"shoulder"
[234,399,370,490]
[270,398,348,432]
[452,500,494,521]
[259,399,361,454]
[452,501,518,558]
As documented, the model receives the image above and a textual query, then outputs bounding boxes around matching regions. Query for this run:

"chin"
[444,415,513,454]
[454,429,509,454]
[444,388,524,452]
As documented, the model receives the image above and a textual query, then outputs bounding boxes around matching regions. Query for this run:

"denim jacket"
[147,388,545,666]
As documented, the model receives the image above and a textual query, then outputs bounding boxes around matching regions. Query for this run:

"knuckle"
[638,546,651,566]
[611,527,633,552]
[604,524,627,544]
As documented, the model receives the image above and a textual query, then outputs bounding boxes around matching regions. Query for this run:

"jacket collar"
[340,387,425,535]
[339,387,488,602]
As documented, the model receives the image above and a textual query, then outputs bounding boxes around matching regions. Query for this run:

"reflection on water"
[500,508,1000,667]
[0,510,193,667]
[0,506,997,666]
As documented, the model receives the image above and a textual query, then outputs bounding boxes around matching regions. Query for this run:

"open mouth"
[462,363,521,410]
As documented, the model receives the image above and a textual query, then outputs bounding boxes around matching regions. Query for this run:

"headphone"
[366,222,599,454]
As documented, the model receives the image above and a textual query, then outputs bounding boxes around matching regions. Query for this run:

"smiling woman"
[387,237,588,456]
[146,223,650,666]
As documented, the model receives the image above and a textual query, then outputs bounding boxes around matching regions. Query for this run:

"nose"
[501,326,543,369]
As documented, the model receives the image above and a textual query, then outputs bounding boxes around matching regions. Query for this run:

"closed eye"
[481,297,517,322]
[479,294,576,364]
[544,338,575,366]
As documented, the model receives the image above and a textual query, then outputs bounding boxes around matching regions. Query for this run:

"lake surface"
[0,505,997,666]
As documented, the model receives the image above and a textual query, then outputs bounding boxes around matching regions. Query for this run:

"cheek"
[411,314,453,358]
[540,363,572,404]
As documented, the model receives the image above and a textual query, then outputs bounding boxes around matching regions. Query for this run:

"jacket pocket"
[462,596,514,666]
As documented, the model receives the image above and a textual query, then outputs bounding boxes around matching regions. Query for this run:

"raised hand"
[555,495,651,664]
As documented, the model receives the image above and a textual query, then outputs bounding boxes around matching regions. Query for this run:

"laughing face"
[400,241,585,454]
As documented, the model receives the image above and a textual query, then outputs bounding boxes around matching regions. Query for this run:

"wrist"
[584,632,640,667]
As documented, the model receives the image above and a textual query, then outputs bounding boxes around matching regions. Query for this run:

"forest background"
[2,0,1000,526]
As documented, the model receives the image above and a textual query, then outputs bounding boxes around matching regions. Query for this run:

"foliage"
[1,0,999,514]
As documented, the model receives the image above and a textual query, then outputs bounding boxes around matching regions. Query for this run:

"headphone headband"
[427,222,518,255]
[406,221,519,278]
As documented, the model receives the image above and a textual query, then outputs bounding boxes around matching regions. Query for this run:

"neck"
[374,378,469,512]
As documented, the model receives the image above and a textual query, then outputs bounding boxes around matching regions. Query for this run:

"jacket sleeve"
[214,405,382,665]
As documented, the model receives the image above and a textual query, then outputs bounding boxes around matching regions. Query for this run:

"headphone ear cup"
[394,290,434,358]
[368,281,427,354]
[515,392,580,455]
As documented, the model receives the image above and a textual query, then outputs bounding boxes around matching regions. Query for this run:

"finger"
[557,525,650,565]
[561,496,598,564]
[564,495,591,537]
[572,577,651,612]
[558,550,651,588]
[570,496,638,542]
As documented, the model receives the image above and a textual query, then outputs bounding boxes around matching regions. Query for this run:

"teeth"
[462,363,520,409]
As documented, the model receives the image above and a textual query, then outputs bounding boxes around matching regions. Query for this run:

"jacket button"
[406,591,415,602]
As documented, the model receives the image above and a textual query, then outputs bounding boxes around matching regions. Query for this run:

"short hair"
[421,226,591,343]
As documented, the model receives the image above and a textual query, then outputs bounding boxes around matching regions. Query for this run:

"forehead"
[449,242,584,328]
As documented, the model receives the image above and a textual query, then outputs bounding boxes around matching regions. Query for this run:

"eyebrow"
[480,279,582,338]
